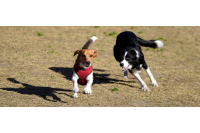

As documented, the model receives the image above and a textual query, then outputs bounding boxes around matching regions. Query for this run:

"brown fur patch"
[74,49,97,65]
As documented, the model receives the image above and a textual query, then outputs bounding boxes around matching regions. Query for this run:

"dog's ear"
[74,50,80,56]
[93,50,98,58]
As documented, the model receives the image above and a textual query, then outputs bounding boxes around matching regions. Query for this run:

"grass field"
[0,26,200,107]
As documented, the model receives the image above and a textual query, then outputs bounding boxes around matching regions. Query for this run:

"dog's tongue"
[122,66,128,71]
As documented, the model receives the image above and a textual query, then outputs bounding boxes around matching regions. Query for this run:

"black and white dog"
[113,31,163,92]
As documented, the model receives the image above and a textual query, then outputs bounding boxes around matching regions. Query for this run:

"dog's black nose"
[85,61,91,66]
[120,63,124,67]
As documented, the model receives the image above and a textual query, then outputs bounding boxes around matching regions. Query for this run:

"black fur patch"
[114,31,157,70]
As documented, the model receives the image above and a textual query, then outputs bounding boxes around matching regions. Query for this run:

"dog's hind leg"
[145,67,158,87]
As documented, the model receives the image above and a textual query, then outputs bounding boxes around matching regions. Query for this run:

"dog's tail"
[82,36,98,49]
[137,37,163,48]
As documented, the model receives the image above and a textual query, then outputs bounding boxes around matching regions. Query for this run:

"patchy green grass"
[48,45,52,48]
[48,50,58,54]
[103,31,118,37]
[13,40,18,42]
[48,50,55,54]
[138,31,144,34]
[159,49,164,52]
[58,34,62,36]
[50,75,55,79]
[103,65,107,67]
[146,48,151,51]
[156,37,167,41]
[28,54,31,56]
[86,37,89,39]
[86,31,90,34]
[19,72,25,75]
[112,87,119,92]
[19,86,26,88]
[131,26,135,29]
[100,50,105,52]
[38,32,44,36]
[145,95,149,97]
[94,26,100,28]
[96,44,100,46]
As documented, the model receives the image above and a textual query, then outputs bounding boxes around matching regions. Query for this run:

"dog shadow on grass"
[49,67,136,87]
[1,78,72,103]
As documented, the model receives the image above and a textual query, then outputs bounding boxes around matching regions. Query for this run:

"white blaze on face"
[120,52,130,71]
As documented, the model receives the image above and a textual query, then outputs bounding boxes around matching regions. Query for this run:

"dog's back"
[114,31,163,62]
[115,31,138,47]
[115,31,159,48]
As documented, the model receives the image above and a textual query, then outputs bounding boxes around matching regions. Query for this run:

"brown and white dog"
[72,36,98,98]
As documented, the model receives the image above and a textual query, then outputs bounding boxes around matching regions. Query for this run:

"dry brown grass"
[0,26,200,107]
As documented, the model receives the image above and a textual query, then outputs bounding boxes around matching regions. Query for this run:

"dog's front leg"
[83,72,93,94]
[72,71,79,98]
[124,70,128,78]
[133,71,149,92]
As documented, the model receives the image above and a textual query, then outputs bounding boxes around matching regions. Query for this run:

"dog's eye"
[82,55,86,57]
[90,55,93,57]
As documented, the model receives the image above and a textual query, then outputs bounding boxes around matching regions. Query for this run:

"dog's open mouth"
[122,65,129,71]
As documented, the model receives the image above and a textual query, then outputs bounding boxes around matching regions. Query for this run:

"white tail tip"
[90,36,98,42]
[155,40,164,48]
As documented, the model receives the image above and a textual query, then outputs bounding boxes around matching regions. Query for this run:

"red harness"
[73,63,93,85]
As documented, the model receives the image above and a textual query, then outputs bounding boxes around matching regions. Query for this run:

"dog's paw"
[124,76,127,79]
[73,93,78,98]
[83,87,92,94]
[152,80,158,87]
[141,84,150,92]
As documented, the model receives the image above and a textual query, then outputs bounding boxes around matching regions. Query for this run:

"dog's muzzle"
[120,63,129,71]
[85,61,91,67]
